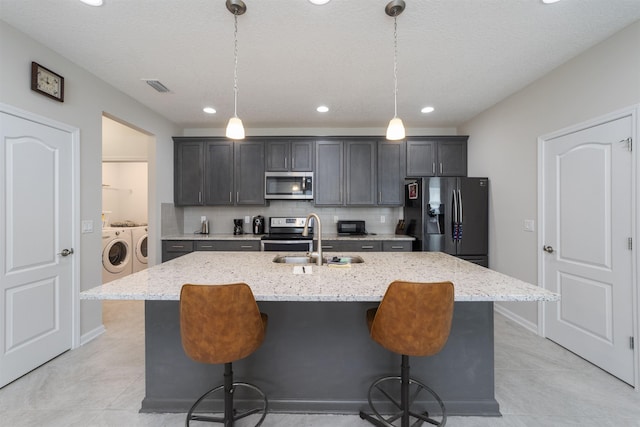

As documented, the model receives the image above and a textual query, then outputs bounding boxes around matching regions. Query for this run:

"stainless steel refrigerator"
[404,177,489,267]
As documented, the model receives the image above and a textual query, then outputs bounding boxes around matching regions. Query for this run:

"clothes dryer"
[102,227,133,283]
[131,226,148,273]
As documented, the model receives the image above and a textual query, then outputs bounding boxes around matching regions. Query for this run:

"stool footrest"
[186,381,268,427]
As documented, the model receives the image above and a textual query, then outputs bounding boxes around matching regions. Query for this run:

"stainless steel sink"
[272,255,365,264]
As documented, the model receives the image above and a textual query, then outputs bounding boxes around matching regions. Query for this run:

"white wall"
[102,162,148,225]
[0,21,179,338]
[459,21,640,327]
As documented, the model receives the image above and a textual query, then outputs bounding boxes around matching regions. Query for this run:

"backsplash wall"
[162,201,402,236]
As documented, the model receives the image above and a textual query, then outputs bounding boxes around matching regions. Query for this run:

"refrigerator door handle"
[458,189,463,223]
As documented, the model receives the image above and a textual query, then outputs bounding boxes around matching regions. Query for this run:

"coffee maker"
[233,219,244,235]
[252,215,265,234]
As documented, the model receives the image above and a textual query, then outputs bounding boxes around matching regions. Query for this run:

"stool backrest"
[370,280,454,357]
[180,283,265,364]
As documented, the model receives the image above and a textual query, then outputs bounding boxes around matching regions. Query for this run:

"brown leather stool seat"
[359,280,454,427]
[180,283,268,427]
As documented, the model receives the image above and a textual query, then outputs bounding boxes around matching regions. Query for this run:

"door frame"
[1,102,81,350]
[537,104,639,389]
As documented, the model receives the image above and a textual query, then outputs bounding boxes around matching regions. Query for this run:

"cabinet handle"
[172,245,184,248]
[379,191,382,204]
[199,191,202,203]
[391,245,403,249]
[200,245,213,248]
[241,245,254,249]
[440,163,443,174]
[284,158,287,169]
[236,192,239,203]
[292,158,295,169]
[432,163,436,174]
[361,245,374,249]
[229,192,232,202]
[322,245,334,249]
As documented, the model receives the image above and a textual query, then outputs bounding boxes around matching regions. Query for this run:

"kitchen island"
[81,251,558,416]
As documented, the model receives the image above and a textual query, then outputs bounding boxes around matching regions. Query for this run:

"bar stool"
[359,280,454,427]
[180,283,268,427]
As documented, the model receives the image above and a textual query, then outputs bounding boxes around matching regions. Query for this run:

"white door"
[541,113,634,385]
[0,109,75,387]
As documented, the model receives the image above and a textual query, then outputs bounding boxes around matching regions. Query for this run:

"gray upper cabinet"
[266,140,313,172]
[204,140,234,205]
[174,138,204,206]
[406,137,468,177]
[235,140,265,205]
[346,140,377,206]
[173,137,265,206]
[315,140,344,205]
[377,141,406,206]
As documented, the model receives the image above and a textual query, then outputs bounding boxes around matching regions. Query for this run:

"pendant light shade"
[385,0,406,141]
[225,0,247,140]
[226,116,245,140]
[386,117,405,140]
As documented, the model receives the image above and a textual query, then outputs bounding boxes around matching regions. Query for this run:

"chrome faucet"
[302,213,323,266]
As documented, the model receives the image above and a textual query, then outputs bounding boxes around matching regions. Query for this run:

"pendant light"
[385,0,406,141]
[225,0,247,140]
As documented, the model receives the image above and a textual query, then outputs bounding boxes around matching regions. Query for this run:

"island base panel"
[142,300,499,416]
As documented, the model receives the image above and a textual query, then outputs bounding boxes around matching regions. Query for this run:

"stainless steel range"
[260,217,314,252]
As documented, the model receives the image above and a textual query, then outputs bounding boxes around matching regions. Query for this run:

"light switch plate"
[245,216,250,224]
[81,220,93,233]
[524,219,535,232]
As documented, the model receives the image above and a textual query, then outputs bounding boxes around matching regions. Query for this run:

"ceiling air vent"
[143,79,170,93]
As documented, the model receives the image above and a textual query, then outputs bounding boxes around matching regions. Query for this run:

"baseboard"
[493,304,539,335]
[80,324,106,346]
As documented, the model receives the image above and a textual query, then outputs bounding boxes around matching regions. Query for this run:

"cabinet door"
[377,141,406,205]
[162,240,194,262]
[437,140,467,176]
[406,140,436,176]
[346,140,376,205]
[174,140,204,206]
[235,140,265,205]
[265,141,289,171]
[291,141,314,171]
[315,141,344,205]
[204,141,234,205]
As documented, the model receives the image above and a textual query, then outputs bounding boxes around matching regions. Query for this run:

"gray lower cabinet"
[162,240,260,262]
[406,136,468,177]
[317,240,410,252]
[162,240,194,262]
[195,240,260,251]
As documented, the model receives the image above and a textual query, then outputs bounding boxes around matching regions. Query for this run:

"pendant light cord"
[233,12,239,118]
[393,16,398,119]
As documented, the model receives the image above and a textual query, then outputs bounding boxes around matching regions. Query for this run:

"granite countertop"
[162,233,414,241]
[82,251,558,303]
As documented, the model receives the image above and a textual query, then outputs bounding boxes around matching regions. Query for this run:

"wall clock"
[31,62,64,102]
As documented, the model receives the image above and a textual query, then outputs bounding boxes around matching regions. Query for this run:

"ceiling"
[2,0,639,130]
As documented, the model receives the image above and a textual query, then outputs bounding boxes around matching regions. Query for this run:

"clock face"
[31,62,64,101]
[37,69,61,97]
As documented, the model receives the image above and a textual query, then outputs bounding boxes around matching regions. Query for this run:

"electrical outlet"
[201,216,206,222]
[524,219,535,232]
[380,215,386,223]
[245,216,250,224]
[333,216,339,223]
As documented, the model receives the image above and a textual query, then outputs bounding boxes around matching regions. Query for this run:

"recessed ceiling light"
[203,107,216,114]
[421,106,435,114]
[542,0,561,4]
[316,105,329,113]
[309,0,331,5]
[80,0,103,6]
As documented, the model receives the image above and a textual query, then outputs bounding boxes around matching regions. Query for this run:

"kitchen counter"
[81,251,555,302]
[80,252,557,416]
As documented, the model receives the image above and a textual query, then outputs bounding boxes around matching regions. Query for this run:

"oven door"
[261,240,313,252]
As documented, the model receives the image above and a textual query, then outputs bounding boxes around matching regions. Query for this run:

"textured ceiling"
[1,0,639,130]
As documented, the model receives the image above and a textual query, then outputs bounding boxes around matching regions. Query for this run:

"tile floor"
[1,300,639,426]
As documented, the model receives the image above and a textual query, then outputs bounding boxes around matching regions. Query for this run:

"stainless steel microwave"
[264,172,313,200]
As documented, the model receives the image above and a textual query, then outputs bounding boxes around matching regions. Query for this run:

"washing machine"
[102,227,133,283]
[131,226,148,273]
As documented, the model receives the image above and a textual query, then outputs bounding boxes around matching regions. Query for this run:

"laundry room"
[102,116,151,283]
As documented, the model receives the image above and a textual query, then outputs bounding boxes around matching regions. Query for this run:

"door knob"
[543,245,554,253]
[58,248,74,257]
